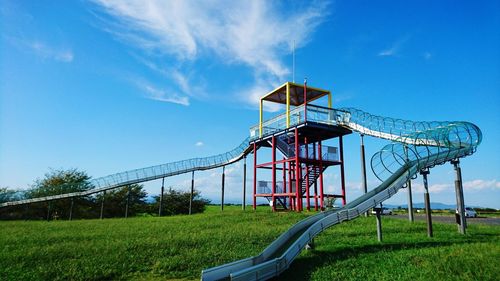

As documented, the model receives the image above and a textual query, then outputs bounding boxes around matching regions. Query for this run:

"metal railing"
[1,137,253,207]
[202,107,482,281]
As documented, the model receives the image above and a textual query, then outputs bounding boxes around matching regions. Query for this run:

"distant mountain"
[383,202,487,210]
[383,202,456,210]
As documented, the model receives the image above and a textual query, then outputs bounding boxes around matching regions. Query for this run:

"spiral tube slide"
[338,108,482,182]
[202,108,482,281]
[0,137,253,207]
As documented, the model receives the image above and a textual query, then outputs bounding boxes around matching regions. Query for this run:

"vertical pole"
[282,158,287,209]
[288,161,293,210]
[125,186,130,218]
[360,134,368,216]
[243,157,247,211]
[313,142,318,211]
[305,138,310,211]
[303,78,308,123]
[69,198,74,221]
[452,159,466,234]
[259,99,263,137]
[189,171,195,215]
[100,191,105,219]
[221,166,225,211]
[404,146,414,222]
[339,136,347,206]
[298,161,303,211]
[47,201,51,221]
[23,204,28,220]
[318,141,324,210]
[294,127,301,212]
[407,180,414,222]
[253,143,257,210]
[286,83,290,128]
[159,177,165,217]
[292,40,295,83]
[421,169,433,237]
[272,136,276,211]
[375,207,383,242]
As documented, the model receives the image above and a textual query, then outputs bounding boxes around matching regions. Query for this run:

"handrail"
[201,107,482,281]
[1,137,253,207]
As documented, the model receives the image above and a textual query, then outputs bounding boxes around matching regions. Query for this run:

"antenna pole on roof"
[292,40,295,83]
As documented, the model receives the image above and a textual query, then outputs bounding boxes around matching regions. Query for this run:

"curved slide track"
[0,106,482,280]
[0,138,253,207]
[201,108,482,280]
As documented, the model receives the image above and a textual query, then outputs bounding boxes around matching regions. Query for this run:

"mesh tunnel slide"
[202,107,482,280]
[0,107,482,281]
[0,138,253,207]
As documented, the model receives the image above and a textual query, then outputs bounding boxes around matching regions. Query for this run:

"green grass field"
[1,206,499,281]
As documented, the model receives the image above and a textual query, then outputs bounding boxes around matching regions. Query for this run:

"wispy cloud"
[195,141,204,147]
[91,0,331,107]
[30,41,74,62]
[378,35,410,57]
[6,36,74,63]
[136,58,208,100]
[139,82,189,106]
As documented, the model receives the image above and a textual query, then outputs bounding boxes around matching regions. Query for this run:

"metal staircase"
[300,165,324,195]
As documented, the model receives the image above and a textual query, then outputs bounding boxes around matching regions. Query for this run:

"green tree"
[0,187,27,220]
[95,184,148,218]
[154,188,210,216]
[0,187,24,203]
[26,168,95,220]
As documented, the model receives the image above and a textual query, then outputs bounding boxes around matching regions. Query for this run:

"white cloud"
[195,141,204,147]
[463,179,500,191]
[410,179,500,194]
[140,83,189,106]
[26,40,74,62]
[91,0,331,106]
[378,35,410,57]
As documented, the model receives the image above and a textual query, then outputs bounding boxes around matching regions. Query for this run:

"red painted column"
[339,136,347,206]
[282,158,286,209]
[272,136,276,211]
[288,161,293,210]
[253,142,257,210]
[313,142,318,211]
[318,141,324,210]
[294,127,301,212]
[305,138,310,211]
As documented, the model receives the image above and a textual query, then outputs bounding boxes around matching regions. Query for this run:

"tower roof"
[261,82,330,106]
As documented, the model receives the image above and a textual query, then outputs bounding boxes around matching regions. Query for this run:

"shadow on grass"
[275,236,492,281]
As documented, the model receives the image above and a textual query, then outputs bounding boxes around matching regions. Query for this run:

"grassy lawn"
[279,216,500,281]
[1,206,499,281]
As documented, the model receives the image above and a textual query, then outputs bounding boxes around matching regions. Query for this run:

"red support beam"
[305,137,310,211]
[339,136,347,206]
[294,128,301,212]
[256,158,292,168]
[319,141,324,210]
[272,136,276,211]
[288,161,293,210]
[282,158,287,209]
[313,142,318,211]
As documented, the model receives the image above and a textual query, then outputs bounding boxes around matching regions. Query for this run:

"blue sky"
[1,0,499,208]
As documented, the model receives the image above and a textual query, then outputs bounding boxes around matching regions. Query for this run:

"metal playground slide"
[201,107,482,280]
[0,106,482,281]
